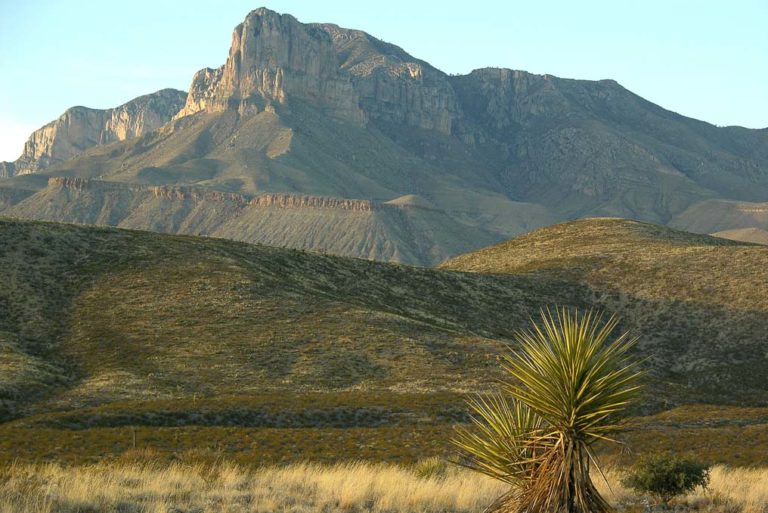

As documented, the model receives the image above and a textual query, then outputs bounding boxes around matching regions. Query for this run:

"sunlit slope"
[442,218,768,404]
[3,217,768,426]
[4,106,549,265]
[0,218,572,422]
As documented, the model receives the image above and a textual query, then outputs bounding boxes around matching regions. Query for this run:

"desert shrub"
[413,456,449,479]
[622,454,710,504]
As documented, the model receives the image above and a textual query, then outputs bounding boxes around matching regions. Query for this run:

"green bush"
[622,454,710,504]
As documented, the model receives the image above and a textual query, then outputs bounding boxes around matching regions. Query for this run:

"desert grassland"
[0,461,766,513]
[2,401,766,467]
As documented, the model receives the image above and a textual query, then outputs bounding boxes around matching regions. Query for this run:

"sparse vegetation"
[442,218,768,404]
[412,456,449,479]
[1,218,768,467]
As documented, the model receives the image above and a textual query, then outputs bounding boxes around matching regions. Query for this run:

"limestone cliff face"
[175,9,460,133]
[451,68,575,134]
[4,89,186,175]
[3,7,766,260]
[176,9,365,124]
[174,67,225,118]
[47,177,380,211]
[319,24,460,134]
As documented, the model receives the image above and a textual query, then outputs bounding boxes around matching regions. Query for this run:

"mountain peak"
[174,9,460,133]
[247,6,283,17]
[2,7,767,266]
[174,8,365,124]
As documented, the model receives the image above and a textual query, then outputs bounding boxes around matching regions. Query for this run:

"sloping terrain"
[5,217,768,416]
[670,198,768,235]
[712,227,768,245]
[442,218,768,404]
[0,217,569,424]
[1,218,768,465]
[3,104,547,264]
[0,8,765,264]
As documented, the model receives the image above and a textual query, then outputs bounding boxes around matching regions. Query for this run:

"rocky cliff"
[0,162,14,179]
[45,176,378,211]
[175,9,365,124]
[319,24,460,134]
[7,177,500,264]
[2,89,186,176]
[450,67,768,216]
[175,9,460,133]
[171,8,768,217]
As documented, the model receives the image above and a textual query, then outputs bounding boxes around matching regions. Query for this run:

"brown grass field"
[1,461,766,513]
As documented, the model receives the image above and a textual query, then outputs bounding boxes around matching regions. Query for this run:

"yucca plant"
[453,307,644,513]
[453,394,548,513]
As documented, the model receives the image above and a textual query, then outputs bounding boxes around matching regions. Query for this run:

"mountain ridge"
[0,7,765,264]
[0,89,187,177]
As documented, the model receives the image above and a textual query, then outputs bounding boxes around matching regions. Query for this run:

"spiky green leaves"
[503,308,644,443]
[452,394,545,484]
[453,308,644,513]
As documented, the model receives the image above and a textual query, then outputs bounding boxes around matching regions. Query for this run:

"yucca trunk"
[481,438,611,513]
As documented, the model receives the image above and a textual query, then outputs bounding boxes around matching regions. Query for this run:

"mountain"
[0,8,766,265]
[1,218,768,465]
[0,89,187,177]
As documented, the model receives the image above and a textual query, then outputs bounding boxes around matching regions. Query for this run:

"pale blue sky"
[0,0,766,161]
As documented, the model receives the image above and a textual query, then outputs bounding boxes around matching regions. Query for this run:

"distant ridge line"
[47,177,441,213]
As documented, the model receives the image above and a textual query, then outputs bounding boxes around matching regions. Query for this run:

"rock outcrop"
[10,177,500,265]
[2,89,186,176]
[175,9,365,124]
[0,162,15,178]
[47,177,379,211]
[175,9,460,133]
[319,24,460,134]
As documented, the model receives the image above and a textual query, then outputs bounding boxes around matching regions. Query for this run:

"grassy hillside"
[0,217,578,418]
[1,217,768,466]
[443,218,768,402]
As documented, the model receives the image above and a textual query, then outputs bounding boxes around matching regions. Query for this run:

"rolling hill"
[0,8,765,265]
[712,227,768,245]
[1,218,768,465]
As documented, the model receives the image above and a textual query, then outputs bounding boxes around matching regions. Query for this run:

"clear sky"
[1,0,766,161]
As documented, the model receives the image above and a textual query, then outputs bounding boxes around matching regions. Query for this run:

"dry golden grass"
[0,461,505,513]
[593,467,768,513]
[0,461,766,513]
